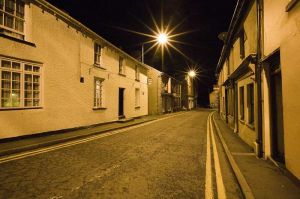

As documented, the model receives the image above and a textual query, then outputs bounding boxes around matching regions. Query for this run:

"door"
[270,56,284,163]
[119,88,125,118]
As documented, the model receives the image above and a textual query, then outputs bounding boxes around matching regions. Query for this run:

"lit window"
[94,78,104,108]
[247,83,254,124]
[239,86,244,120]
[135,88,140,107]
[0,58,42,109]
[0,0,25,39]
[135,65,140,81]
[94,43,101,66]
[119,57,125,75]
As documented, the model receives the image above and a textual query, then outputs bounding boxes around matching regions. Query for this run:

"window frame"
[94,43,102,66]
[247,83,254,125]
[239,86,245,121]
[118,56,125,75]
[135,87,140,108]
[0,0,25,39]
[0,57,42,110]
[93,77,105,109]
[135,65,140,81]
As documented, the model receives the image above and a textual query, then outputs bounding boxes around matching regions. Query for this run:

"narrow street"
[0,110,242,199]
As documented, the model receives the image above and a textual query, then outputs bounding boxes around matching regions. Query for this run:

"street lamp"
[188,70,196,78]
[157,33,168,45]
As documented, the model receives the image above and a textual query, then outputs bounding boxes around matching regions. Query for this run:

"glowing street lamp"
[156,33,168,45]
[188,70,196,78]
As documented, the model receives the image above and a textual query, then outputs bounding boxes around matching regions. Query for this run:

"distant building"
[216,0,300,180]
[148,68,182,114]
[209,85,219,109]
[181,74,197,110]
[0,0,149,139]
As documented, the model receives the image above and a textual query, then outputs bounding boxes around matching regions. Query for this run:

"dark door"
[119,88,124,118]
[270,60,284,163]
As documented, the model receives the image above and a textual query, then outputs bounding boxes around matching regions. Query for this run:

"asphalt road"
[0,110,241,199]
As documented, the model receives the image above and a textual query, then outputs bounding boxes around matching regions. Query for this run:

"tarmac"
[0,110,299,198]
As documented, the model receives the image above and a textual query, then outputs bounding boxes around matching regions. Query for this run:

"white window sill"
[0,106,43,111]
[0,33,36,47]
[93,64,106,70]
[93,107,107,110]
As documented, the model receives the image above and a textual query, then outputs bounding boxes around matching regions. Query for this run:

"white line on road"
[0,112,187,164]
[205,112,214,199]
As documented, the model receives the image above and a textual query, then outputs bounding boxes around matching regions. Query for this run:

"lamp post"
[187,70,196,109]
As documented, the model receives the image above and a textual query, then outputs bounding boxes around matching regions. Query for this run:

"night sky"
[46,0,237,106]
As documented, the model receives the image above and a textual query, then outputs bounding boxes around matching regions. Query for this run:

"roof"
[215,0,254,74]
[34,0,151,70]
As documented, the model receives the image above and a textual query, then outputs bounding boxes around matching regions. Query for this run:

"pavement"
[212,112,300,199]
[0,113,182,157]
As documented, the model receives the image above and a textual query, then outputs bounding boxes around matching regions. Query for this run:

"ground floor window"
[239,86,244,120]
[135,88,140,107]
[94,78,104,108]
[247,83,254,124]
[0,57,42,109]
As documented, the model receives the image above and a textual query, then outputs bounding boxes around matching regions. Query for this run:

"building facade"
[217,0,300,180]
[0,0,148,139]
[209,85,219,109]
[182,74,197,110]
[148,68,182,114]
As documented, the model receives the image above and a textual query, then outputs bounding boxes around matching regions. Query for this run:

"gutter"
[216,0,245,74]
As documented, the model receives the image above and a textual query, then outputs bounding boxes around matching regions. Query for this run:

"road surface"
[0,110,242,199]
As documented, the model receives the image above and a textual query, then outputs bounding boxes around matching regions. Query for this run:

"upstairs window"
[0,0,25,39]
[135,65,140,81]
[94,43,101,66]
[119,57,125,75]
[0,57,42,109]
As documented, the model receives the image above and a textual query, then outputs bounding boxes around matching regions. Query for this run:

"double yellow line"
[205,111,227,199]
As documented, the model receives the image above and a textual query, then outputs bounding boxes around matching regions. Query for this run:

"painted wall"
[217,2,257,147]
[147,67,162,115]
[264,0,300,179]
[0,2,148,139]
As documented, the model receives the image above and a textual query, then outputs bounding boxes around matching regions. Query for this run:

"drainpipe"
[256,0,263,158]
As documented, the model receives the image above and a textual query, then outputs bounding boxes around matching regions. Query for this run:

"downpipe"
[255,0,263,158]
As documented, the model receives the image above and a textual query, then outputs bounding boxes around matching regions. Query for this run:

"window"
[247,83,254,124]
[119,57,125,75]
[94,43,101,66]
[135,88,140,107]
[239,86,244,120]
[94,78,104,108]
[0,0,25,39]
[0,58,42,109]
[135,65,140,81]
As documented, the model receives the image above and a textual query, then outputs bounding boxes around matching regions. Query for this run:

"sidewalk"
[212,112,300,199]
[0,113,182,157]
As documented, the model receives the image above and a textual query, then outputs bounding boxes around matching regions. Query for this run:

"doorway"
[270,54,284,163]
[119,88,125,119]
